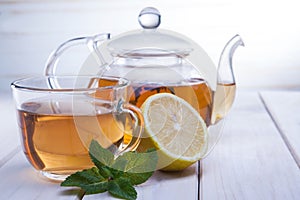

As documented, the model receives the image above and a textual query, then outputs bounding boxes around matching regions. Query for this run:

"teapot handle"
[44,33,110,77]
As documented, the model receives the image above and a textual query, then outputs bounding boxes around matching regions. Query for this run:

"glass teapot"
[45,7,244,156]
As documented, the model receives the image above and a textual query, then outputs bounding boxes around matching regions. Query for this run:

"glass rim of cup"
[11,75,129,93]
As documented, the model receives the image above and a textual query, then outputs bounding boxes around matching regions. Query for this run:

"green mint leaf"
[112,148,158,185]
[81,181,108,194]
[122,170,155,186]
[108,167,125,180]
[61,167,108,194]
[113,148,157,172]
[61,141,158,200]
[108,177,137,200]
[89,139,114,168]
[97,165,113,179]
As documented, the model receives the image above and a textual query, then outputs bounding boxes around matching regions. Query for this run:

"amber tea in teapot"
[212,82,236,124]
[99,78,236,126]
[99,78,212,126]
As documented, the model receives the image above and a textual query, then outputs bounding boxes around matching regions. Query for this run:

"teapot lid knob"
[138,7,161,29]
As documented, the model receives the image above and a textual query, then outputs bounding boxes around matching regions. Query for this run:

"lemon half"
[138,93,208,171]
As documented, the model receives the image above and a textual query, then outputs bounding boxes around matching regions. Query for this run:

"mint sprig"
[61,140,158,200]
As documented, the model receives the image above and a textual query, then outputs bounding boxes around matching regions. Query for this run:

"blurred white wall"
[1,0,300,91]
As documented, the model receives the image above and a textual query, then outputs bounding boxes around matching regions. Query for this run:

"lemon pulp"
[138,93,208,171]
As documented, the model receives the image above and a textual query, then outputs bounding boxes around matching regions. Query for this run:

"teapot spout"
[217,34,244,84]
[211,35,244,125]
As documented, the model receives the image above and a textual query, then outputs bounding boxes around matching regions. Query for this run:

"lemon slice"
[138,93,208,171]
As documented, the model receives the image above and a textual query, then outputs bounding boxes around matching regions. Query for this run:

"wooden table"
[0,90,299,200]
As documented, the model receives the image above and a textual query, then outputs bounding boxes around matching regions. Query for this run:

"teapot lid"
[104,7,217,90]
[106,7,194,57]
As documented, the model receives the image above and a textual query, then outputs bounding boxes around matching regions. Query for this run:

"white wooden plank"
[200,91,300,200]
[0,151,82,200]
[260,91,300,167]
[83,164,199,200]
[0,94,20,164]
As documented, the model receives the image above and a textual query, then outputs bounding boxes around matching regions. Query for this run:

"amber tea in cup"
[11,76,144,181]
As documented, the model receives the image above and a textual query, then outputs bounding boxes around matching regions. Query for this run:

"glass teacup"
[11,76,144,181]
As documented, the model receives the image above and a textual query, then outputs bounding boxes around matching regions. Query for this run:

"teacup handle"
[44,33,110,79]
[114,103,144,157]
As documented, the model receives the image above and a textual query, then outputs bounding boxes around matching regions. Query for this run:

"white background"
[1,0,300,92]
